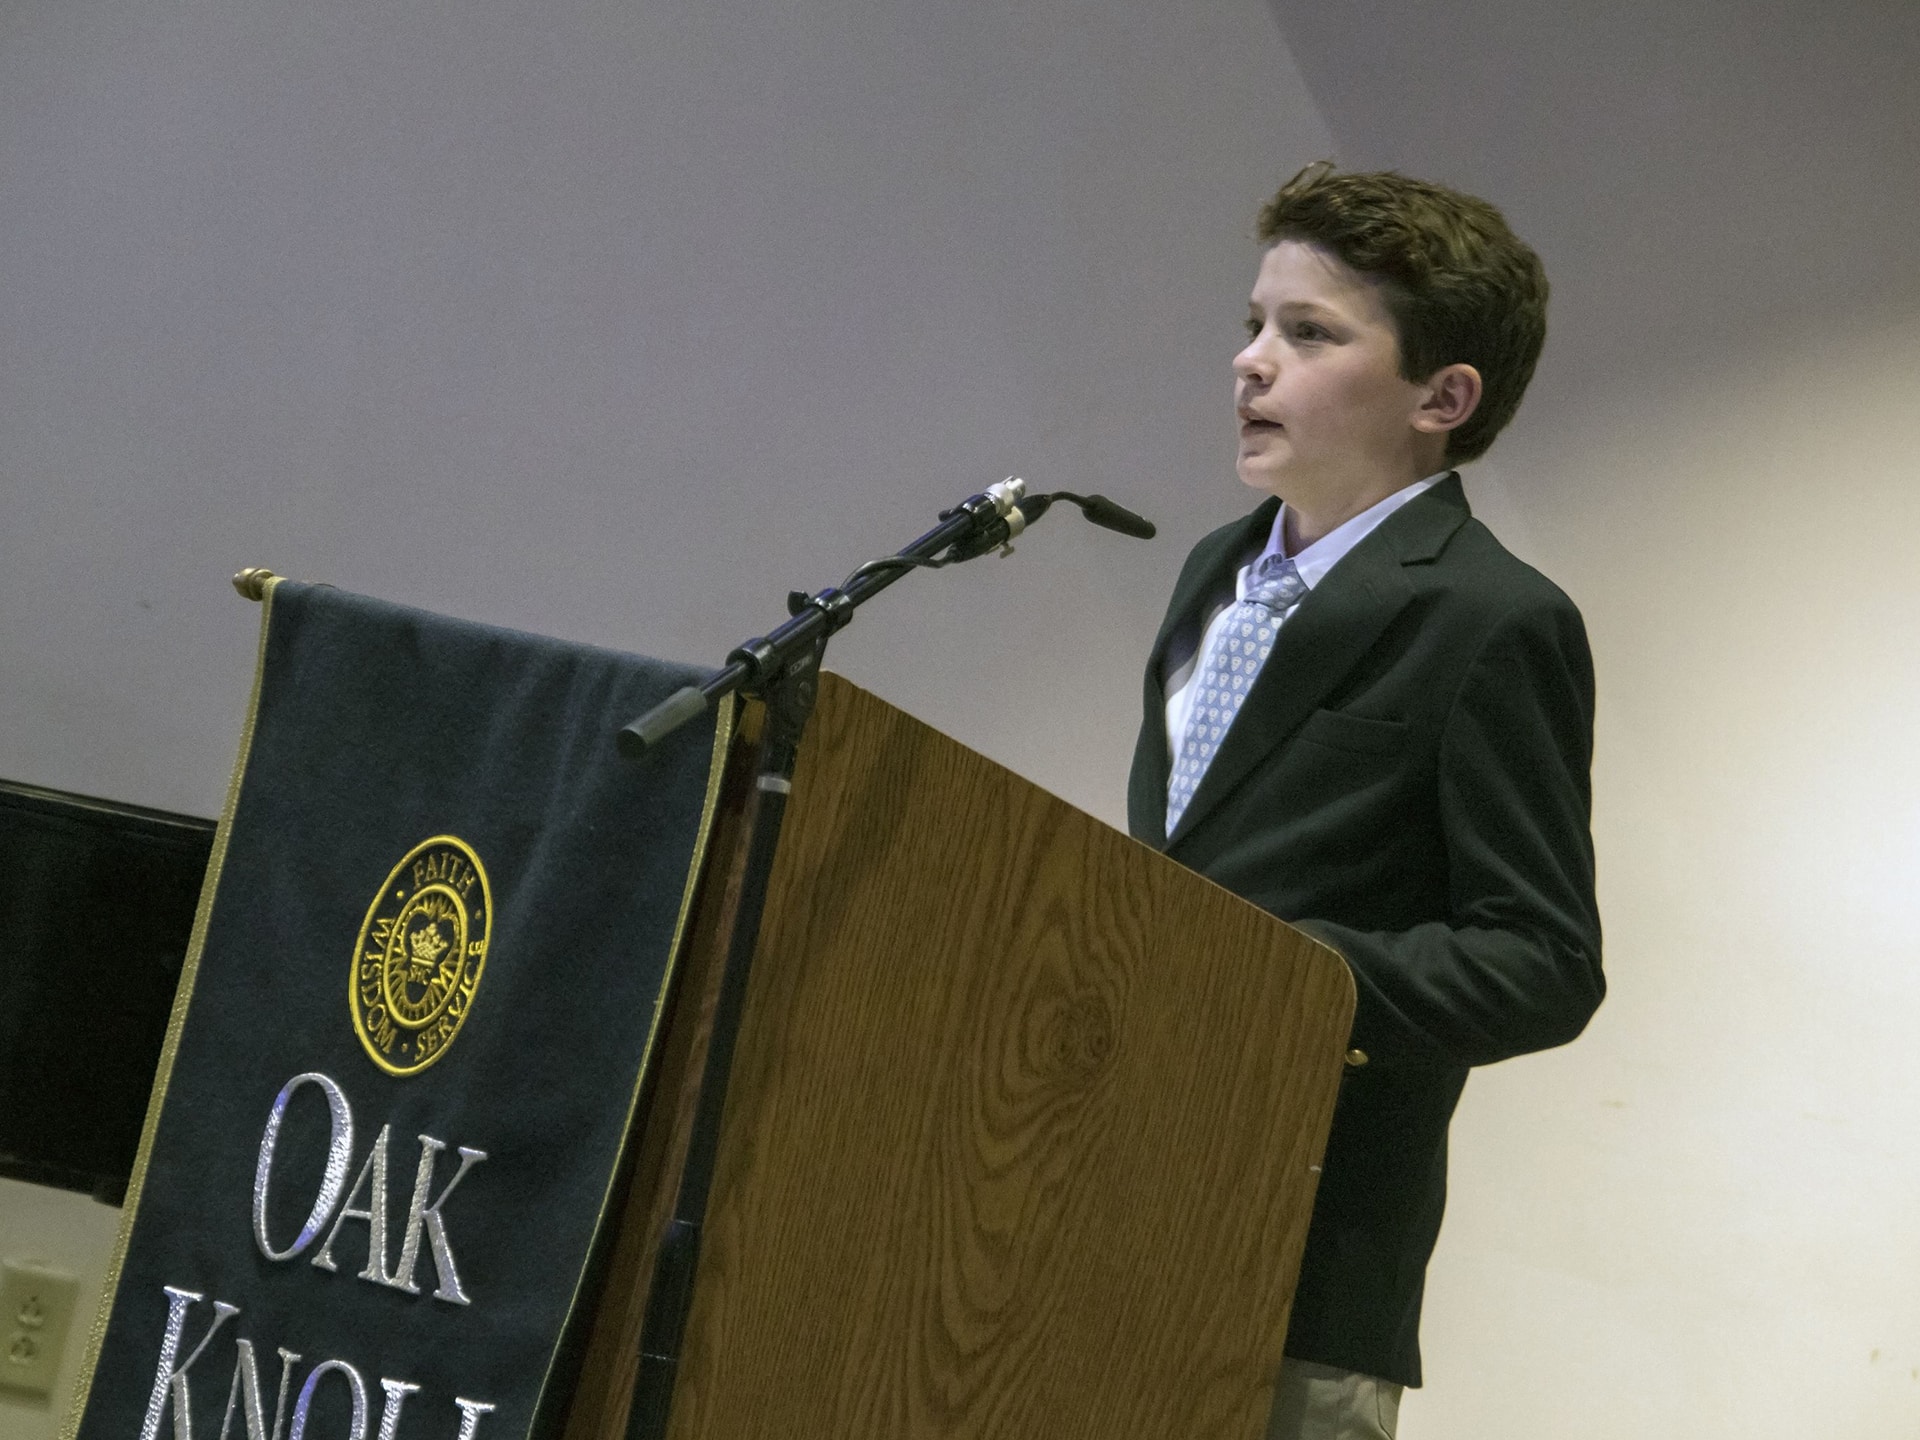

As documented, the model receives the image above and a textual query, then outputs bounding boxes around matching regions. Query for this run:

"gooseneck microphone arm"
[616,478,1154,754]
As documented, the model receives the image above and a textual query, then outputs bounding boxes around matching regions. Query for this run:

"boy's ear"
[1411,363,1482,436]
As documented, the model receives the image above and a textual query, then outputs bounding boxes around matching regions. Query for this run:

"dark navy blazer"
[1128,474,1604,1387]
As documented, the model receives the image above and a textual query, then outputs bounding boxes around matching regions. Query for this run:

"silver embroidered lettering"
[255,1074,355,1262]
[218,1342,302,1440]
[140,1286,240,1440]
[311,1124,393,1282]
[287,1360,368,1440]
[451,1399,496,1440]
[373,1380,420,1440]
[388,1136,487,1305]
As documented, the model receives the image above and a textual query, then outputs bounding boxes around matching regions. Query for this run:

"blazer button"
[1344,1048,1369,1067]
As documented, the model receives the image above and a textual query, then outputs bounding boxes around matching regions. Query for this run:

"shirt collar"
[1237,471,1450,599]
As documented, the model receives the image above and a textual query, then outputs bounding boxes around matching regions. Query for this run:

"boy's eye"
[1292,322,1330,342]
[1243,316,1262,339]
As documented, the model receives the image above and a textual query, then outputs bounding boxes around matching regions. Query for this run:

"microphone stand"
[615,478,1151,1440]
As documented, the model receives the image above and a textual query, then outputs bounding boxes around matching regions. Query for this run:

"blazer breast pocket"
[1294,708,1408,757]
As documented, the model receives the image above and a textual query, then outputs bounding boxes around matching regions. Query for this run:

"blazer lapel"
[1164,476,1471,849]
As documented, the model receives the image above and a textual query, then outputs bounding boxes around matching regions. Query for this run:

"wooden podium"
[562,674,1354,1440]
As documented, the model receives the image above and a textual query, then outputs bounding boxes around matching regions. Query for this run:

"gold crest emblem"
[351,836,492,1076]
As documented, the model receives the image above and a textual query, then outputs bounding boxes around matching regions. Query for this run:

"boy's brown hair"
[1257,162,1548,464]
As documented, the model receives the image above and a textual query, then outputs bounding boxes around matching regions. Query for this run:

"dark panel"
[0,780,215,1204]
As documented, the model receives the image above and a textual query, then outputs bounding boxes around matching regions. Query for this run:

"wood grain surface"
[658,675,1354,1440]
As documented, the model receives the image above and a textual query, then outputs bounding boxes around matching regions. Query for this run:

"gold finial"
[232,568,279,601]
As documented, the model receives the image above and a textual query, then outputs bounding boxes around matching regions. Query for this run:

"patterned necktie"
[1165,553,1309,834]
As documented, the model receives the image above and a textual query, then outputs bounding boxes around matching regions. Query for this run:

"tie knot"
[1247,554,1306,612]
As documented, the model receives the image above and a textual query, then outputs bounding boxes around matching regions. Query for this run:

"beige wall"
[1419,312,1920,1435]
[0,0,1328,830]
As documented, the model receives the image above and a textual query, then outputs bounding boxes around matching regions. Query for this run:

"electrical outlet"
[1,1261,79,1398]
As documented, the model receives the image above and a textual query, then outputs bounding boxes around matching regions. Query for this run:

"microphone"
[1050,492,1156,539]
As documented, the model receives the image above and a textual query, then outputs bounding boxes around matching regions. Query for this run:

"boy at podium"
[1128,164,1603,1439]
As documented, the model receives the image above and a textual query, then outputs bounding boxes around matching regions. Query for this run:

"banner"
[65,579,730,1440]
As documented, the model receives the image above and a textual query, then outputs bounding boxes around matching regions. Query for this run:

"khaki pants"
[1265,1358,1403,1440]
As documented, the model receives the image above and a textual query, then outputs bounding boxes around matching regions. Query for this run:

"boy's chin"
[1235,455,1288,498]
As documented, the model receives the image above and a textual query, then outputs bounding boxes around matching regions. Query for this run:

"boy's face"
[1233,240,1443,514]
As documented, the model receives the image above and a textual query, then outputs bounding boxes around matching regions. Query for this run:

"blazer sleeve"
[1295,590,1604,1068]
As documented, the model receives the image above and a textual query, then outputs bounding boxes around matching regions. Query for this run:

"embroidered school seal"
[350,836,492,1076]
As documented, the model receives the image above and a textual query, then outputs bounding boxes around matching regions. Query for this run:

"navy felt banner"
[67,580,727,1440]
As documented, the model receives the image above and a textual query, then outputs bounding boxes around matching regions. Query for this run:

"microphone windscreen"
[1082,495,1157,539]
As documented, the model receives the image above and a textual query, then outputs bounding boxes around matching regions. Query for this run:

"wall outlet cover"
[1,1261,80,1398]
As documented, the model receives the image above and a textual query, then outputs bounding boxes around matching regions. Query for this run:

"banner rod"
[232,568,278,601]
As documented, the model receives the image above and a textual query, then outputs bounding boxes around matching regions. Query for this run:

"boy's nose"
[1233,339,1276,382]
